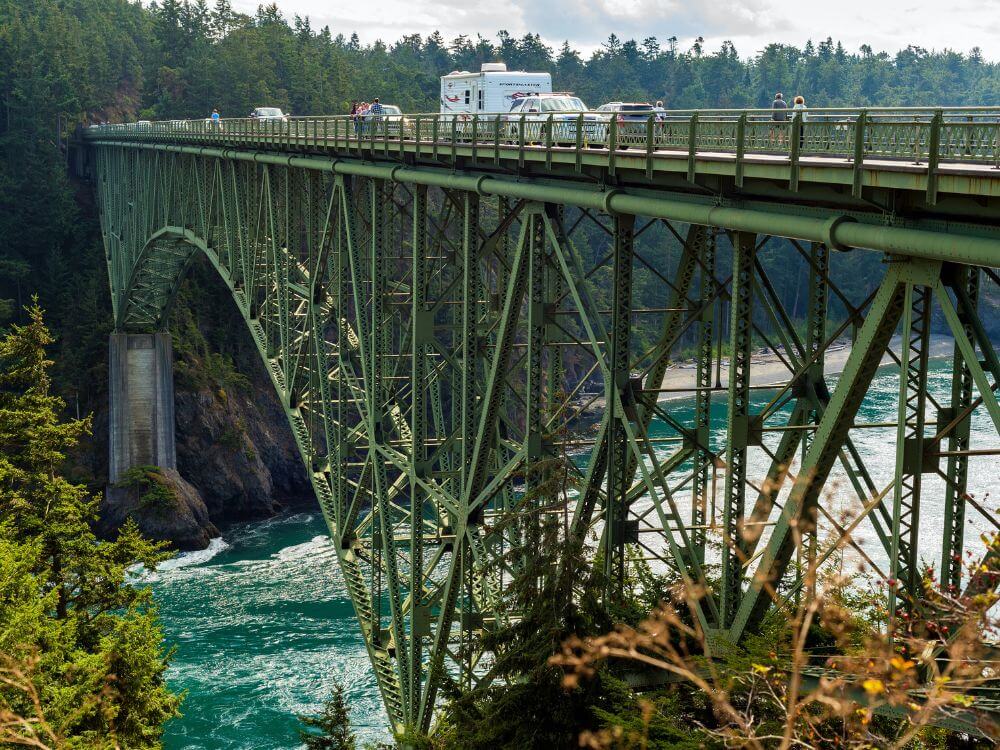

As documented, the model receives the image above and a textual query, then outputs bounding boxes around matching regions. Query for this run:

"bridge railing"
[85,108,1000,169]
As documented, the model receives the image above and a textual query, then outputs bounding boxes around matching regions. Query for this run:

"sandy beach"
[654,333,956,403]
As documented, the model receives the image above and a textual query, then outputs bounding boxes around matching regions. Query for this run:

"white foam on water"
[272,535,335,563]
[133,537,233,584]
[161,536,232,570]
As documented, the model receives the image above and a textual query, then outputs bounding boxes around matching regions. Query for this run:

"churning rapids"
[148,357,998,749]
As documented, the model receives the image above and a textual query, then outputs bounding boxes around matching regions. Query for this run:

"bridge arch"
[100,145,413,719]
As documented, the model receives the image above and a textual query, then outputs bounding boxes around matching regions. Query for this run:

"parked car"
[596,102,662,146]
[250,107,289,122]
[503,93,601,145]
[596,102,662,122]
[380,105,411,136]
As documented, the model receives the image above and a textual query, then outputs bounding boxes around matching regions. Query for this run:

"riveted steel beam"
[93,142,1000,267]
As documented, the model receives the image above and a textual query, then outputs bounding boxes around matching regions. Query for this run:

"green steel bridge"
[78,107,1000,737]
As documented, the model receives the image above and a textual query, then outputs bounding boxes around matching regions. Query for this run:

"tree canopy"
[0,302,179,747]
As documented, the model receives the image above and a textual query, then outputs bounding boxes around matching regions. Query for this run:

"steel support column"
[721,231,756,627]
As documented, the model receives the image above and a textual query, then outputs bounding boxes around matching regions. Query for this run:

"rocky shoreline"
[94,338,313,551]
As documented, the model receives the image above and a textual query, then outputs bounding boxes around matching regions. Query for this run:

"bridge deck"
[84,108,1000,203]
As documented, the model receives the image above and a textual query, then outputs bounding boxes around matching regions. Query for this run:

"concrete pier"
[108,332,176,482]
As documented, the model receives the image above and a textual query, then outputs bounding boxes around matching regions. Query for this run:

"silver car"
[250,107,289,122]
[504,94,601,145]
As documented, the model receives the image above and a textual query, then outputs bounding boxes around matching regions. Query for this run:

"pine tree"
[298,680,357,750]
[210,0,234,38]
[0,302,179,748]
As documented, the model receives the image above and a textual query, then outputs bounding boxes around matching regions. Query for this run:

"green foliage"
[0,303,180,747]
[298,680,357,750]
[435,499,620,749]
[171,300,252,394]
[116,465,179,515]
[0,0,997,423]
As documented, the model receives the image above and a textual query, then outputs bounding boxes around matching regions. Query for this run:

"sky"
[231,0,1000,59]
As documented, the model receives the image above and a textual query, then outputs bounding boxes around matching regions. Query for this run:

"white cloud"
[230,0,999,59]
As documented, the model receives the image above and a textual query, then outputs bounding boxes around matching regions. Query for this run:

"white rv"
[440,63,552,115]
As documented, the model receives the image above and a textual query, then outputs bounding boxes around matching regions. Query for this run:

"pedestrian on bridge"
[210,108,221,131]
[771,92,788,147]
[771,92,787,121]
[793,95,808,148]
[367,98,384,137]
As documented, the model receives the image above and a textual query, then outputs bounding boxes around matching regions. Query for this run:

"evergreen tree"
[298,680,357,750]
[0,302,179,748]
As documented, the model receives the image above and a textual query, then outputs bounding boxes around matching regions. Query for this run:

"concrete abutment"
[104,332,218,550]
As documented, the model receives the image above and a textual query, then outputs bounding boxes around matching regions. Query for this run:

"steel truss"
[90,143,1000,734]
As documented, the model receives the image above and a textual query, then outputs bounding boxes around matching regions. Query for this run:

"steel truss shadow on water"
[75,111,1000,737]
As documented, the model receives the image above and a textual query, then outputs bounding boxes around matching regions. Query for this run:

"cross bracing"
[78,114,1000,736]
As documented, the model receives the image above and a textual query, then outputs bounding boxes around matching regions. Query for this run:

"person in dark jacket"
[770,92,788,146]
[771,92,788,121]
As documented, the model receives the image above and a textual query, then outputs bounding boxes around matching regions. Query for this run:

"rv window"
[464,90,470,104]
[478,89,483,110]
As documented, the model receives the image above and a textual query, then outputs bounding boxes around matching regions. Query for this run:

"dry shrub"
[552,517,1000,749]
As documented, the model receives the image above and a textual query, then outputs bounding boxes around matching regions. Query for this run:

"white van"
[440,63,551,115]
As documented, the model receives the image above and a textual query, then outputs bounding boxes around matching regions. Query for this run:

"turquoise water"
[150,513,389,749]
[150,359,998,749]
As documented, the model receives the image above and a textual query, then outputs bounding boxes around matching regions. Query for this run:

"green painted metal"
[85,107,1000,175]
[82,125,1000,734]
[940,266,978,592]
[888,282,933,627]
[721,231,756,627]
[87,140,1000,268]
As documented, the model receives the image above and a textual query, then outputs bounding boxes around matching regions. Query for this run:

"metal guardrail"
[83,108,1000,169]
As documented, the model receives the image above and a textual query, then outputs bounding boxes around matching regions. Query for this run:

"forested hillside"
[4,0,1000,376]
[1,0,999,523]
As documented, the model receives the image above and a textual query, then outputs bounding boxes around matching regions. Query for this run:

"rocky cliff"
[93,262,314,550]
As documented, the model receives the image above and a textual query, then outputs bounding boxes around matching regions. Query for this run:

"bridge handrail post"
[995,115,1000,169]
[415,116,421,158]
[686,111,698,182]
[450,116,457,163]
[926,109,943,204]
[735,111,747,187]
[494,114,501,166]
[575,112,584,173]
[789,111,802,190]
[608,113,618,176]
[518,114,525,168]
[545,113,553,169]
[851,110,867,198]
[471,114,478,163]
[432,116,439,160]
[645,113,654,179]
[851,109,867,163]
